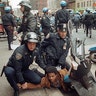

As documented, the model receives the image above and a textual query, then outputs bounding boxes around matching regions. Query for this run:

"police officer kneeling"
[41,24,70,69]
[4,32,46,96]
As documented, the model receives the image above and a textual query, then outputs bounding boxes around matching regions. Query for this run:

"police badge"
[63,43,67,49]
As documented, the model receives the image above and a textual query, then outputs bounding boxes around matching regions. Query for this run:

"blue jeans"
[4,66,41,91]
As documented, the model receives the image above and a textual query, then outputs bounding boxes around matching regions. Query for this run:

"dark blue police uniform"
[41,33,70,69]
[4,44,46,91]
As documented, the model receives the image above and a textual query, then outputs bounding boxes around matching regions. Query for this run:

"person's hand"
[17,83,22,89]
[21,82,28,89]
[13,31,18,36]
[18,36,22,42]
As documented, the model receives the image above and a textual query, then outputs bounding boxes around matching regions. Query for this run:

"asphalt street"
[0,27,96,96]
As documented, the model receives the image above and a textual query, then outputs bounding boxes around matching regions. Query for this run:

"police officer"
[73,11,81,32]
[55,0,70,32]
[41,23,70,69]
[2,6,16,50]
[4,32,46,96]
[93,11,96,29]
[15,0,37,45]
[84,9,94,38]
[40,7,51,37]
[55,1,70,36]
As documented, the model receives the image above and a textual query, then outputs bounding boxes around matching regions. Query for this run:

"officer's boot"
[8,44,12,50]
[14,91,19,96]
[89,31,92,38]
[86,32,88,37]
[89,34,91,38]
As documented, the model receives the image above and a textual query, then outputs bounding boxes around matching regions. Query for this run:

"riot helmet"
[19,0,32,11]
[42,7,48,13]
[4,6,11,13]
[24,32,38,43]
[60,0,67,7]
[86,8,90,13]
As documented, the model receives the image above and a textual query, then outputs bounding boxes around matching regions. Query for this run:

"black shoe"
[14,91,19,96]
[9,46,12,50]
[89,35,91,38]
[9,48,12,50]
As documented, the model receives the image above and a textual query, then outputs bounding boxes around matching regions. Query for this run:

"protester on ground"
[18,66,72,92]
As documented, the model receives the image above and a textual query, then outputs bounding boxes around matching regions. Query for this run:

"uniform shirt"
[41,33,70,65]
[7,44,46,84]
[55,8,70,26]
[18,12,36,34]
[84,12,94,25]
[2,13,16,27]
[40,14,51,29]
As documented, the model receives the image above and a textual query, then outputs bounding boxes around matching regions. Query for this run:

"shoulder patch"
[15,53,22,60]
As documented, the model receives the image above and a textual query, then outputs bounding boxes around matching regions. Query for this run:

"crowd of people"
[1,0,96,96]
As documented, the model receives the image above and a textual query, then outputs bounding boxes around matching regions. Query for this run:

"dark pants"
[4,26,13,49]
[74,21,79,32]
[85,24,92,38]
[21,34,26,45]
[4,66,41,91]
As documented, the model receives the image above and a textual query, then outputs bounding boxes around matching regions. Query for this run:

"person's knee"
[34,76,41,84]
[4,67,15,77]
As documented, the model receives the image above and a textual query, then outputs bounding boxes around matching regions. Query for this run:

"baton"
[0,66,6,77]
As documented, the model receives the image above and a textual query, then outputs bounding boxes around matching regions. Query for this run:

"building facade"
[47,0,75,12]
[68,0,75,10]
[29,0,76,14]
[30,0,47,13]
[75,0,95,12]
[47,0,57,12]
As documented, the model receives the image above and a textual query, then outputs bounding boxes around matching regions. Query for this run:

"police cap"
[57,24,67,32]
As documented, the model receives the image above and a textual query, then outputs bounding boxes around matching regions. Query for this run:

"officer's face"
[20,5,24,13]
[58,31,67,39]
[27,42,36,51]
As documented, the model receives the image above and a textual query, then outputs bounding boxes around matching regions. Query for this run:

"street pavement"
[0,27,96,96]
